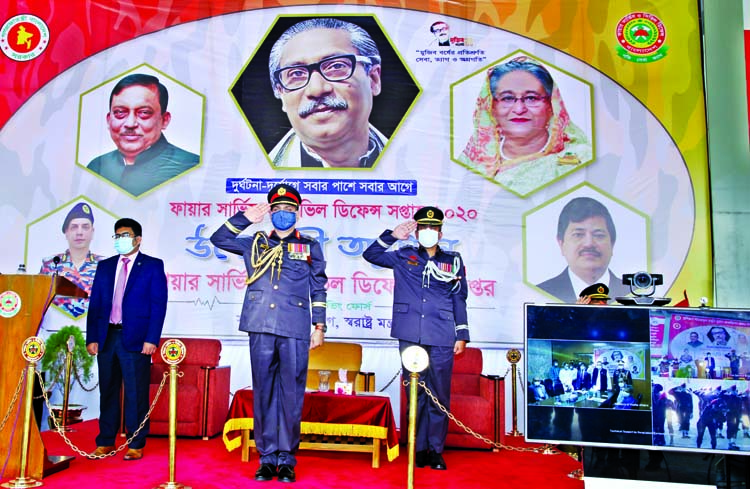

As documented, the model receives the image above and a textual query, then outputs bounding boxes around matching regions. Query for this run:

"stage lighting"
[616,271,671,306]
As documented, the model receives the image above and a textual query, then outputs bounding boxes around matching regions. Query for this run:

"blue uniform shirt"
[210,211,327,340]
[363,230,470,346]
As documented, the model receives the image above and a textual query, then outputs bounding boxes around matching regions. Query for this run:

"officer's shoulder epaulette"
[440,249,460,257]
[296,232,317,243]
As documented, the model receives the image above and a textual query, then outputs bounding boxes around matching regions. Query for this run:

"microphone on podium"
[53,255,61,276]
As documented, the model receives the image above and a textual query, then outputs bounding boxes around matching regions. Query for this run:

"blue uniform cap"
[62,203,94,232]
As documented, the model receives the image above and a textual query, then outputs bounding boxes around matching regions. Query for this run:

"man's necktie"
[110,257,130,324]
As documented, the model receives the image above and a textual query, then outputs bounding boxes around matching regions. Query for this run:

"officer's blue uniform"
[211,211,327,468]
[363,229,469,454]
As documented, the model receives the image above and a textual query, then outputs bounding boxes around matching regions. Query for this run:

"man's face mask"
[271,209,297,231]
[114,236,135,255]
[417,228,439,248]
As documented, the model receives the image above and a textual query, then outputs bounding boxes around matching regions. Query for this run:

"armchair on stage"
[148,337,231,439]
[400,347,505,449]
[307,341,375,393]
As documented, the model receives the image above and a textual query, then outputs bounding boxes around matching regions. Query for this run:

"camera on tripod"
[616,271,671,306]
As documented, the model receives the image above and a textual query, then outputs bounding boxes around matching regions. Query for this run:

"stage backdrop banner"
[0,1,711,344]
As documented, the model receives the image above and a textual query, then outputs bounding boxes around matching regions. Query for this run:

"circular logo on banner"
[161,339,187,365]
[0,290,22,318]
[615,12,668,63]
[22,336,45,362]
[1,14,50,62]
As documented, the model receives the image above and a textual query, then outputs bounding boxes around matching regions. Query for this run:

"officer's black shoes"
[254,463,277,481]
[415,450,429,468]
[277,464,296,483]
[430,452,447,470]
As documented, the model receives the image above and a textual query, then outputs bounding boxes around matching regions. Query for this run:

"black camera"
[622,272,663,293]
[616,272,670,306]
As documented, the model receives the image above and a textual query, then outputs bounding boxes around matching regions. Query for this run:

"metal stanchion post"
[407,371,419,489]
[2,337,45,489]
[155,339,190,489]
[58,336,75,433]
[400,346,429,489]
[506,349,522,437]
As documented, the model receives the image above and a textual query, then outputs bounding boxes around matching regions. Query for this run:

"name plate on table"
[335,382,353,395]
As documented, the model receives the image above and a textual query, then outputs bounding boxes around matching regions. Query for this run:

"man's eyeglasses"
[112,233,133,239]
[495,94,548,108]
[274,54,378,92]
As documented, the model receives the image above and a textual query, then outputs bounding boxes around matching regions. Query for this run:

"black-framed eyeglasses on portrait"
[274,54,379,92]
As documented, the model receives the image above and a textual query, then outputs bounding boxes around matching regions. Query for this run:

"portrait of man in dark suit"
[86,73,200,197]
[85,217,168,461]
[536,196,630,303]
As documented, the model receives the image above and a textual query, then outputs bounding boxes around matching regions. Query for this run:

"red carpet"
[11,421,585,488]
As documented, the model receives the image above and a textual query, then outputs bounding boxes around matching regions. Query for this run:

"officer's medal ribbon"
[288,243,310,261]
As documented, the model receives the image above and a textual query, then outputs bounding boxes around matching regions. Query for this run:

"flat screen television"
[524,303,750,455]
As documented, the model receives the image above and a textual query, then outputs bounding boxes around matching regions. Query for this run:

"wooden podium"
[0,274,87,482]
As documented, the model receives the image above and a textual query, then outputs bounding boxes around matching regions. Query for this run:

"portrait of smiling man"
[536,196,630,303]
[267,18,387,168]
[86,73,200,197]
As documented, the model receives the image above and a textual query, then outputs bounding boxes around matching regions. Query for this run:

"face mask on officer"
[417,228,439,248]
[271,206,297,231]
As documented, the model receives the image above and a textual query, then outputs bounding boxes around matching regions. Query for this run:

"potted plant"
[41,325,95,426]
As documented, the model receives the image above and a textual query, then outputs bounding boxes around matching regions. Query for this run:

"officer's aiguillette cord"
[245,233,284,286]
[422,255,462,293]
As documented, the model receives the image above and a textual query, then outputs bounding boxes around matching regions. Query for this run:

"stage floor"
[7,420,585,488]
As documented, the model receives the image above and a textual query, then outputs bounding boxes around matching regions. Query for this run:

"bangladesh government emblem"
[615,12,668,63]
[1,14,50,62]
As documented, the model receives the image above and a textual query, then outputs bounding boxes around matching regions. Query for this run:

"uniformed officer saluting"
[210,183,327,483]
[363,206,469,471]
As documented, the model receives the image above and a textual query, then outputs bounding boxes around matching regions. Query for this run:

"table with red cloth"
[223,388,399,468]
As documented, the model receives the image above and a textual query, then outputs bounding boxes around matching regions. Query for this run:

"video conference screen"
[524,303,750,455]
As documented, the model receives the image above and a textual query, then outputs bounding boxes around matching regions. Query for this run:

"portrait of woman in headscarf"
[458,56,592,196]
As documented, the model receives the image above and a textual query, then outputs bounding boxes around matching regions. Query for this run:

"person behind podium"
[537,197,630,303]
[363,206,469,471]
[86,218,168,461]
[39,202,104,318]
[576,283,638,477]
[210,184,328,483]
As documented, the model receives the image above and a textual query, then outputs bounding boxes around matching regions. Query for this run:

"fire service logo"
[615,12,668,63]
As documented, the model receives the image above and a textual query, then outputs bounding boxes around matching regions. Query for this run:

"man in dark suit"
[86,217,168,461]
[537,197,631,303]
[704,352,716,379]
